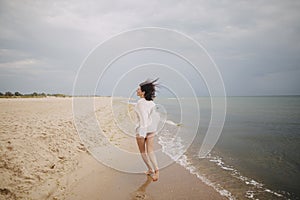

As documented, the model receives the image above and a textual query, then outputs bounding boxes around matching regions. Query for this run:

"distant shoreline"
[1,91,299,99]
[0,94,70,98]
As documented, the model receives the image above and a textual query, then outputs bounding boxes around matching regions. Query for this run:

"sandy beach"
[0,97,226,200]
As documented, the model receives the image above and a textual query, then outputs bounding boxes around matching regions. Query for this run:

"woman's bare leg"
[146,133,159,181]
[136,135,152,172]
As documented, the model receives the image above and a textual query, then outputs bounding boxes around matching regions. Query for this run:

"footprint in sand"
[132,192,151,200]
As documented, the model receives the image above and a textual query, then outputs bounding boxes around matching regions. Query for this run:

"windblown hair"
[139,78,159,101]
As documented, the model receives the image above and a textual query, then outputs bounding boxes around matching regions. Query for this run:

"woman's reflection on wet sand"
[131,175,153,200]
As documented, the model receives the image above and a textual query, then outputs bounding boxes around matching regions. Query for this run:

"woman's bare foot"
[152,170,159,181]
[144,169,154,175]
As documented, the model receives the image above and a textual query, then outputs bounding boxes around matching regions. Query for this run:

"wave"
[205,154,286,199]
[158,129,288,200]
[158,131,235,200]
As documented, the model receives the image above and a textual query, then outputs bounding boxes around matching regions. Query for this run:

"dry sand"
[0,97,226,200]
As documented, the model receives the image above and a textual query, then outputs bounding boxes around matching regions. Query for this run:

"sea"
[155,96,300,200]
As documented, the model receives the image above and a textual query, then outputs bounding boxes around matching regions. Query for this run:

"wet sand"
[53,152,227,200]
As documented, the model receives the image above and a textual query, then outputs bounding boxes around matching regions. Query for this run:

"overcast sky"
[0,0,299,96]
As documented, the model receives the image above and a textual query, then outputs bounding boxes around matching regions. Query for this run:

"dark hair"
[139,78,159,101]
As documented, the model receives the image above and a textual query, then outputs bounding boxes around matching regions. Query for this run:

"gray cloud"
[0,0,299,95]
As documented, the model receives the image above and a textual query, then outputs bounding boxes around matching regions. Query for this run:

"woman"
[135,79,159,181]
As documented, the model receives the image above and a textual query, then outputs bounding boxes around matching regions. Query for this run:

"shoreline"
[0,97,226,199]
[52,151,227,200]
